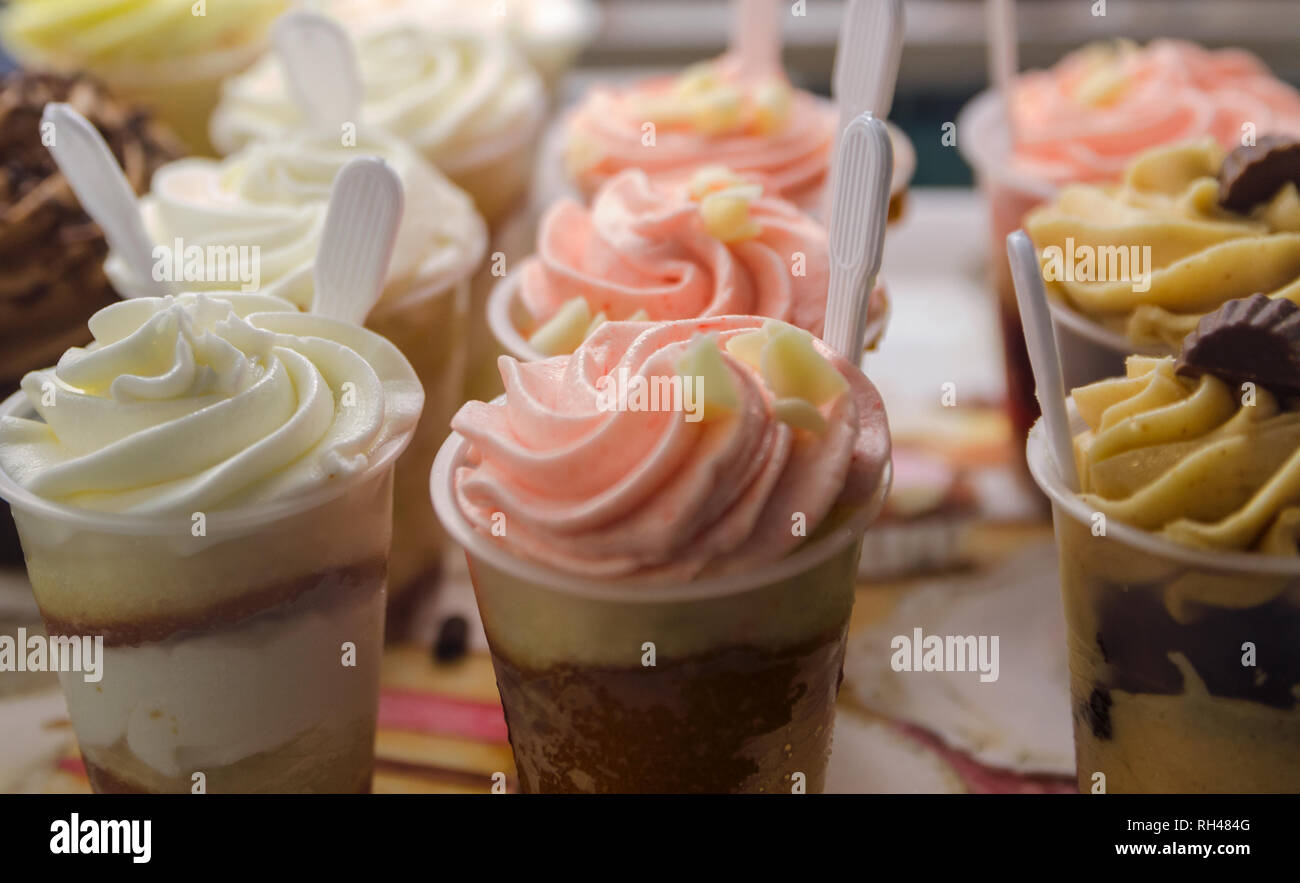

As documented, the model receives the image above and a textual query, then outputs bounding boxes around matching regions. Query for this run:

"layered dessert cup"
[104,126,487,608]
[0,70,183,565]
[0,0,289,155]
[210,18,547,228]
[958,39,1300,452]
[488,166,889,369]
[0,292,423,792]
[1029,296,1300,792]
[433,316,892,792]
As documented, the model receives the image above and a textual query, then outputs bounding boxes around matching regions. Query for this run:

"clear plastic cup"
[432,430,891,793]
[366,277,470,609]
[1027,408,1300,793]
[0,390,417,794]
[957,90,1059,456]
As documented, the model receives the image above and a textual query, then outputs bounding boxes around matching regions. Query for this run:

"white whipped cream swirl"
[210,21,545,176]
[106,128,486,311]
[0,293,422,514]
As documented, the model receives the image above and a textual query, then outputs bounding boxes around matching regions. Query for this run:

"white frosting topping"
[106,127,486,311]
[210,20,545,175]
[0,293,422,514]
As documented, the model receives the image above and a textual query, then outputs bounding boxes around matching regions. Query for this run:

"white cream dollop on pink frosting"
[1010,39,1300,185]
[565,55,834,205]
[451,316,889,580]
[520,169,834,335]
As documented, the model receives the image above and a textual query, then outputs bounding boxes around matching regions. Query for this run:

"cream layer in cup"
[1030,299,1300,792]
[105,126,488,603]
[0,0,290,155]
[0,292,422,792]
[555,55,914,220]
[1026,138,1300,389]
[958,39,1300,451]
[433,316,891,792]
[490,166,889,364]
[210,19,546,227]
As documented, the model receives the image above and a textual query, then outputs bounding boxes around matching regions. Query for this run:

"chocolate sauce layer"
[489,627,847,794]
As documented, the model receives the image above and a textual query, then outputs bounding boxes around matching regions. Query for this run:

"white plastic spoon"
[732,0,782,78]
[41,103,171,296]
[1007,230,1079,490]
[311,157,404,327]
[985,0,1019,142]
[273,9,364,131]
[833,0,905,137]
[824,112,893,362]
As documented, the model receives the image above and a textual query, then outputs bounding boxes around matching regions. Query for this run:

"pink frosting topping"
[519,169,833,335]
[450,316,891,580]
[564,55,834,205]
[1010,39,1300,185]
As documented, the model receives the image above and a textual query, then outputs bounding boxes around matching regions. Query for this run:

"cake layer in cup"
[60,555,385,792]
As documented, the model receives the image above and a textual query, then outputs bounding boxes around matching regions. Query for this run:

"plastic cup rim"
[0,389,415,538]
[1026,401,1300,576]
[431,426,892,604]
[487,269,545,362]
[1047,297,1171,357]
[955,89,1059,200]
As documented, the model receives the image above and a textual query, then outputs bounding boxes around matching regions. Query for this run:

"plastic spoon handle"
[985,0,1019,144]
[42,103,170,295]
[312,157,404,326]
[732,0,781,78]
[1007,230,1079,491]
[824,112,893,362]
[273,10,363,130]
[833,0,905,132]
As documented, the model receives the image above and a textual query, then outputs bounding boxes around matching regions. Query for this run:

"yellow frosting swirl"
[1,0,288,64]
[1073,355,1300,554]
[1026,139,1300,349]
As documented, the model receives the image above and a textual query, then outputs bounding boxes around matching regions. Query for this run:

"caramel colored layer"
[41,556,386,647]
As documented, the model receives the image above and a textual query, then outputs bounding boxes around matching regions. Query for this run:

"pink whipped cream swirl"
[450,316,890,579]
[1010,39,1300,185]
[565,56,834,205]
[520,169,835,335]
